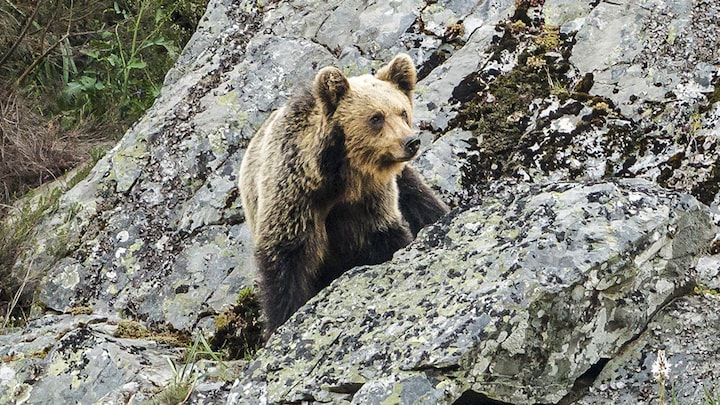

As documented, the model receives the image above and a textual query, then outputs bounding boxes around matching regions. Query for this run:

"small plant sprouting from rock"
[452,14,573,199]
[1,147,106,330]
[158,333,225,405]
[449,4,642,204]
[652,349,671,405]
[0,189,61,328]
[210,287,263,360]
[650,348,720,405]
[705,388,720,405]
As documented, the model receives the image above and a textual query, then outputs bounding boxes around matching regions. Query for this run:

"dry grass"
[0,90,121,212]
[0,90,115,322]
[0,91,81,209]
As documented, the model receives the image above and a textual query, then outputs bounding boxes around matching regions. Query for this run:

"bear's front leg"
[254,220,326,338]
[318,217,414,289]
[362,221,414,265]
[397,166,449,236]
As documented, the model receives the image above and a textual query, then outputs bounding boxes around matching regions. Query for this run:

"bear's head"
[313,54,419,187]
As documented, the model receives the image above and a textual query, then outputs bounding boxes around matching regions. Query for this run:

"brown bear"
[239,54,448,337]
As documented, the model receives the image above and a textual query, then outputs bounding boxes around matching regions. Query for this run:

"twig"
[2,257,34,330]
[39,0,63,54]
[0,0,43,74]
[13,0,74,86]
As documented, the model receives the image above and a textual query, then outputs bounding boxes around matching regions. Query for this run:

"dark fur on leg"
[255,243,321,339]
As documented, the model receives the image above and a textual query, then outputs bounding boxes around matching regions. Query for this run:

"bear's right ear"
[313,67,350,116]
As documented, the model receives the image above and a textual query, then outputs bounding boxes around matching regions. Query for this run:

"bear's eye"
[368,113,384,129]
[401,110,409,123]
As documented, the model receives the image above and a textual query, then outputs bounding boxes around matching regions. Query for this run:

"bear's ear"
[313,66,350,115]
[375,53,417,99]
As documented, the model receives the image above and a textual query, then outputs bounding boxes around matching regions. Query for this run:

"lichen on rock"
[230,180,713,404]
[1,0,719,403]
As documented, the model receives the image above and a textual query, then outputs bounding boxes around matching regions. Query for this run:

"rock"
[1,0,719,403]
[229,180,714,404]
[0,315,175,405]
[567,0,720,205]
[578,294,720,404]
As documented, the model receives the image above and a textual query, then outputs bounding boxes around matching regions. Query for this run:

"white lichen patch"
[59,266,80,290]
[116,230,130,243]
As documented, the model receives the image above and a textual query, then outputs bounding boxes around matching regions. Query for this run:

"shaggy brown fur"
[239,54,448,337]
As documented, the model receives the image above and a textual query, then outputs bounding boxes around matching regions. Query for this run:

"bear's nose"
[404,137,421,157]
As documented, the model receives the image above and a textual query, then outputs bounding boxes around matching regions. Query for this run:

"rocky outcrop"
[230,180,714,404]
[1,0,719,404]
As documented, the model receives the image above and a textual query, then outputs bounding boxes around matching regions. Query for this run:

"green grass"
[705,387,720,405]
[0,188,61,330]
[60,0,180,124]
[156,333,227,404]
[0,0,208,207]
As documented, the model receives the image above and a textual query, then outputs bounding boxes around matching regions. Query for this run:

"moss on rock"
[210,287,263,360]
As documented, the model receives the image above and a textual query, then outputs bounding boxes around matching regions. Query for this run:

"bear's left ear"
[375,54,417,100]
[313,66,350,116]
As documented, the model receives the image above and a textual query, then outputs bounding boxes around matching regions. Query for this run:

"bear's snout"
[404,137,421,157]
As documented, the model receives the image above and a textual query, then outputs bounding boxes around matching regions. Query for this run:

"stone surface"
[1,0,719,403]
[578,294,720,404]
[229,180,714,404]
[0,314,174,405]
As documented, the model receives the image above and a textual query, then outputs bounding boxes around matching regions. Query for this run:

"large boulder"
[229,179,714,404]
[1,0,718,403]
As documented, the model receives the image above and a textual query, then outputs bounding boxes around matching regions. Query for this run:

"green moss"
[114,319,191,347]
[115,319,150,339]
[69,306,94,316]
[453,58,560,192]
[449,11,653,199]
[709,92,720,110]
[450,11,582,196]
[29,345,52,359]
[707,82,720,105]
[152,334,190,347]
[695,283,720,298]
[210,287,263,360]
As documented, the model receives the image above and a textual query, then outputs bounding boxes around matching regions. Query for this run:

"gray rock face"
[15,0,263,331]
[230,180,713,404]
[1,0,719,404]
[578,294,720,404]
[0,314,173,404]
